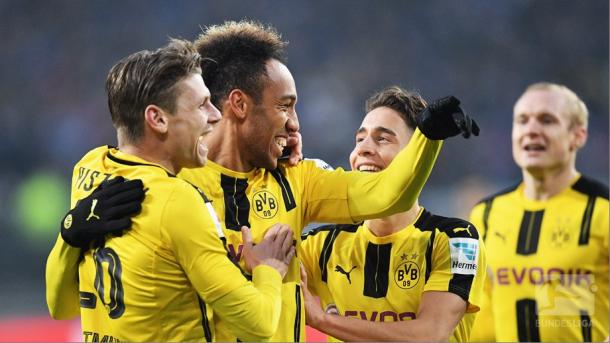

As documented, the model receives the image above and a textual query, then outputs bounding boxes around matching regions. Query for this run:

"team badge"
[394,257,420,289]
[252,190,279,219]
[550,219,572,248]
[63,214,73,229]
[449,238,479,275]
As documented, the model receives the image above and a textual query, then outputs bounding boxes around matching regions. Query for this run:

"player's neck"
[118,133,179,175]
[522,164,579,201]
[205,120,254,172]
[366,203,420,237]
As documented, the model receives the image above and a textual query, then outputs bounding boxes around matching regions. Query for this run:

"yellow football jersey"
[469,175,609,342]
[47,146,283,342]
[178,129,442,341]
[299,208,487,342]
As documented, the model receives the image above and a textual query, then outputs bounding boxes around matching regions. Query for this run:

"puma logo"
[334,265,356,284]
[453,225,472,237]
[86,199,101,221]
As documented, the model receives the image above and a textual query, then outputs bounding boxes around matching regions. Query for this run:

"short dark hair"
[106,38,202,141]
[364,86,427,131]
[194,20,286,107]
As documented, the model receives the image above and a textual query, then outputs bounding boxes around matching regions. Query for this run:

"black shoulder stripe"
[448,274,475,303]
[580,310,592,342]
[572,176,609,200]
[481,199,492,242]
[516,299,541,342]
[424,230,436,283]
[475,182,520,205]
[316,224,359,282]
[106,151,176,177]
[186,183,211,203]
[220,174,250,231]
[363,242,392,298]
[301,224,335,241]
[579,197,595,246]
[197,297,213,342]
[516,210,544,255]
[414,209,479,239]
[270,168,297,212]
[302,223,359,241]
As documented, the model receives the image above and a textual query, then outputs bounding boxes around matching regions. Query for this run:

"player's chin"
[188,148,208,169]
[262,152,279,170]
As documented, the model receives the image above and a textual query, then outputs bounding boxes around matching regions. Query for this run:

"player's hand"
[60,176,145,249]
[279,131,303,166]
[286,132,303,166]
[300,263,327,328]
[241,224,296,278]
[416,96,480,140]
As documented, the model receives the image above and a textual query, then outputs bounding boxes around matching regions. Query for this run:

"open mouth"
[523,143,545,152]
[275,136,287,151]
[357,164,382,172]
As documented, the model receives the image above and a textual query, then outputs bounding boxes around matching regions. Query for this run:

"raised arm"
[303,96,478,224]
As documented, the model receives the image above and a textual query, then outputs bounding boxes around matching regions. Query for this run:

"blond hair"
[524,82,588,128]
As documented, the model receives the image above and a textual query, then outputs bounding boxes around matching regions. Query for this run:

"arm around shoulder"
[347,129,442,221]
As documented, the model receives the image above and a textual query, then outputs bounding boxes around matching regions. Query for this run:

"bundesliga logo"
[449,238,478,275]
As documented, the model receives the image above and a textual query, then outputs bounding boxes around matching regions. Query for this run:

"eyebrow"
[277,95,297,102]
[356,126,397,136]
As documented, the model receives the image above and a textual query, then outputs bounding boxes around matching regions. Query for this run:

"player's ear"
[144,104,169,134]
[227,89,251,120]
[570,126,587,151]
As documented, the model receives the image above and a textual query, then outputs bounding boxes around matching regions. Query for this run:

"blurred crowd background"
[0,0,607,334]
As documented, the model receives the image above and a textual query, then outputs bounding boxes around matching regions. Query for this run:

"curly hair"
[194,20,287,107]
[364,86,427,131]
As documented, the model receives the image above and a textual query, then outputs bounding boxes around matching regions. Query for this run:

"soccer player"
[180,21,479,342]
[298,86,486,342]
[469,82,609,342]
[49,20,480,342]
[45,39,296,342]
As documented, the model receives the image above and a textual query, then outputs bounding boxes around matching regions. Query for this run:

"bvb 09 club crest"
[252,190,279,219]
[394,260,420,289]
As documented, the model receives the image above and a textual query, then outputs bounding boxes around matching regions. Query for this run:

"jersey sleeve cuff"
[252,264,283,290]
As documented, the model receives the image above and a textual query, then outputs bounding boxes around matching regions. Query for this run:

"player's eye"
[515,116,528,124]
[540,115,556,125]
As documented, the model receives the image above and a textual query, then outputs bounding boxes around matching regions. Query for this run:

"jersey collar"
[205,159,258,179]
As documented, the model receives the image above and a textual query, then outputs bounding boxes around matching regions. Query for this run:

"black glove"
[416,96,480,140]
[61,176,145,248]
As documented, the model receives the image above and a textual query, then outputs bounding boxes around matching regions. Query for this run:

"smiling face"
[167,73,221,170]
[243,59,299,170]
[512,88,585,176]
[349,106,413,172]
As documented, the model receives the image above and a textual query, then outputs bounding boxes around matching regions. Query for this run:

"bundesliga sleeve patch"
[448,238,479,275]
[305,158,334,171]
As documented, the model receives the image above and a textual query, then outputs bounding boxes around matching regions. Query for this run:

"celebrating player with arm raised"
[299,86,486,342]
[48,20,480,342]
